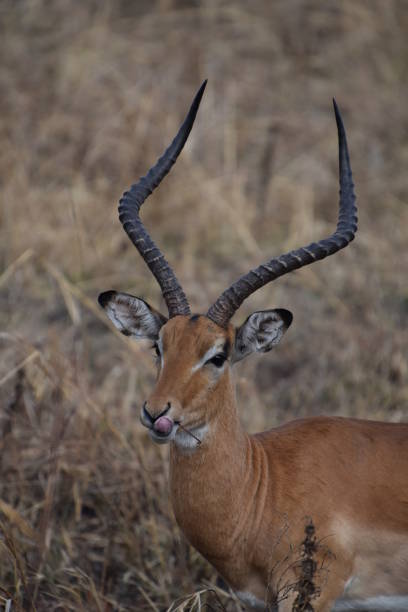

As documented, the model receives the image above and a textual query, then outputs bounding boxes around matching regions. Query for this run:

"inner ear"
[232,309,293,364]
[98,290,167,340]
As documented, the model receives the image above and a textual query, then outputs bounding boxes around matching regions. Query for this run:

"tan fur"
[144,316,408,610]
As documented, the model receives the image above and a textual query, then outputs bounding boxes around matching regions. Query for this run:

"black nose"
[142,401,171,424]
[142,402,154,424]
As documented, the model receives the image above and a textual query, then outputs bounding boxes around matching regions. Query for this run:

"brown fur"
[145,316,408,610]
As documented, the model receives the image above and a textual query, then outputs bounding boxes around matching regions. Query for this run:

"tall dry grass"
[0,0,407,609]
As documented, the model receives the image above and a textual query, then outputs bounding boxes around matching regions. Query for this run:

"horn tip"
[332,98,346,132]
[194,79,208,105]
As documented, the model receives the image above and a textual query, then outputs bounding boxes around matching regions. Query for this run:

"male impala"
[98,83,408,610]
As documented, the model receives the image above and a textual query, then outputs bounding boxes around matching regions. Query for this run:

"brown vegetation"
[0,0,407,609]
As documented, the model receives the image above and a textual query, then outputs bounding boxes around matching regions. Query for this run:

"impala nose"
[141,402,154,425]
[141,402,174,436]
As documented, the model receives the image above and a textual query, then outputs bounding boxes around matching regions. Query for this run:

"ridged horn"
[207,99,358,328]
[119,81,207,318]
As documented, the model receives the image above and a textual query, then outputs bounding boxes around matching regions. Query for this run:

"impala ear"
[232,309,293,363]
[98,291,167,340]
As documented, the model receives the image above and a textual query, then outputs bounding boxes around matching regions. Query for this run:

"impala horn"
[118,80,207,318]
[206,99,358,328]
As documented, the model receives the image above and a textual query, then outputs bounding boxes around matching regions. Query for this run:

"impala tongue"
[153,416,173,435]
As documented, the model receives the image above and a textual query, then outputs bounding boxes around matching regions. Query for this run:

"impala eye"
[208,353,227,368]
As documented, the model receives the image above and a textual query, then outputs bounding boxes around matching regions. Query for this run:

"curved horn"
[207,100,358,328]
[119,81,207,318]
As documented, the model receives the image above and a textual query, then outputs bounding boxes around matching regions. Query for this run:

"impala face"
[98,291,292,447]
[141,315,233,446]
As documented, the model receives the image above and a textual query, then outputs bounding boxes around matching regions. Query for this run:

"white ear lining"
[248,312,285,350]
[98,291,166,340]
[232,309,292,363]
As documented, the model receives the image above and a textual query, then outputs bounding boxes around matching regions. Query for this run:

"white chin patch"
[174,424,209,450]
[149,425,178,445]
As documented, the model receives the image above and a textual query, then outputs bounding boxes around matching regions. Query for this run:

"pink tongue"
[154,416,173,435]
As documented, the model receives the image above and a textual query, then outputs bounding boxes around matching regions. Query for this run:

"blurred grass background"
[0,0,407,609]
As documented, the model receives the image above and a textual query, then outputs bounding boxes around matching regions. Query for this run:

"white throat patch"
[173,424,209,450]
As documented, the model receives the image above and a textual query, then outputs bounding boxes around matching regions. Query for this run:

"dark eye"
[208,353,227,368]
[152,343,161,359]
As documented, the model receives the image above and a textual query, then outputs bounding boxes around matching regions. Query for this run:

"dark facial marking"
[223,339,231,357]
[189,314,201,322]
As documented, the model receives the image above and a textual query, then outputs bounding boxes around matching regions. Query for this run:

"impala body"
[99,83,408,610]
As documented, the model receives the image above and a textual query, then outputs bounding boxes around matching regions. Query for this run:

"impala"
[98,82,408,611]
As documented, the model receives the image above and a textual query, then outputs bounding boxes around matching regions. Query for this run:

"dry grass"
[0,0,407,609]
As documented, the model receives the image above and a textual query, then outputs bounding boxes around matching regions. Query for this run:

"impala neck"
[169,370,259,561]
[170,368,248,470]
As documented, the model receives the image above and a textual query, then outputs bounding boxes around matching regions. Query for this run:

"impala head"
[98,81,357,447]
[98,291,293,445]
